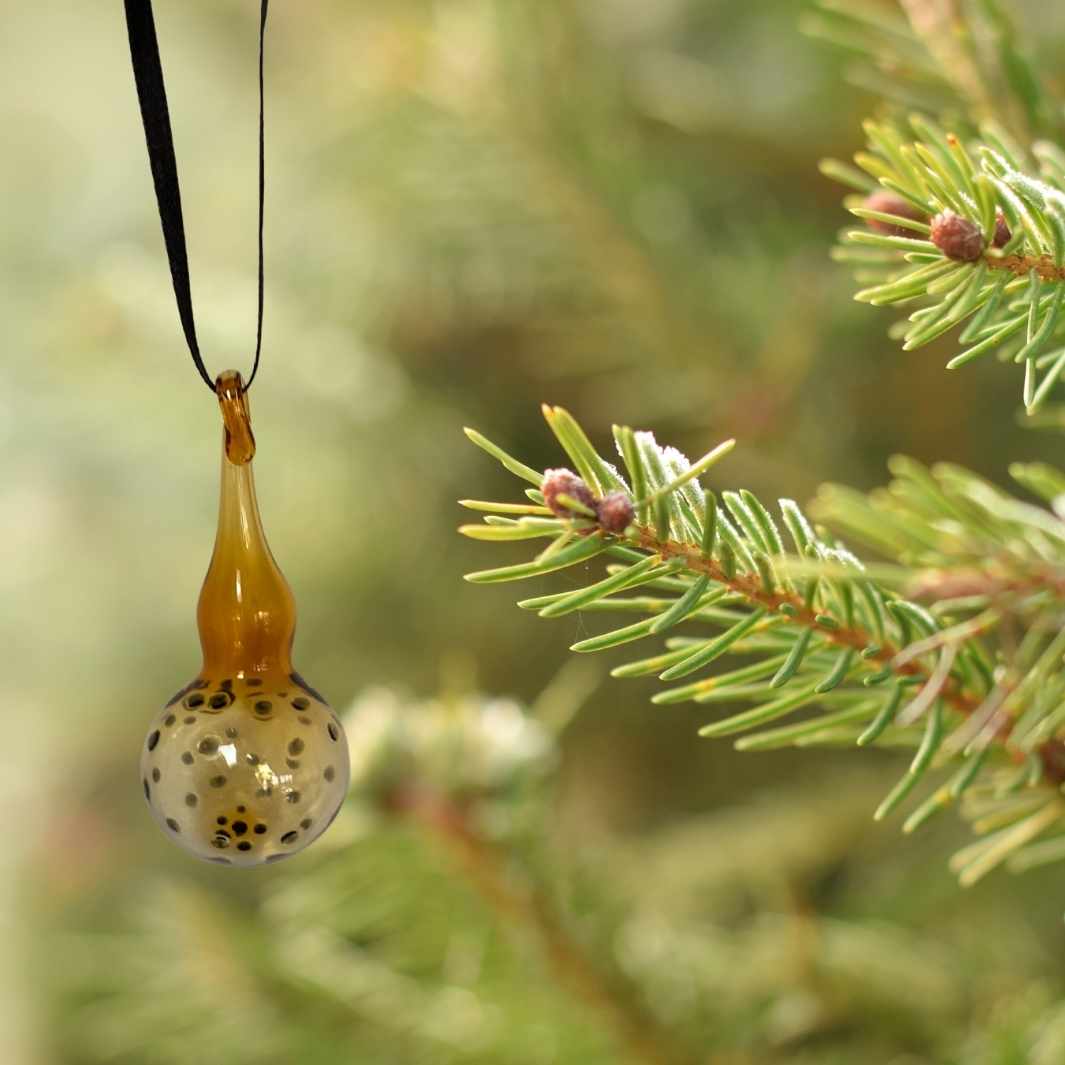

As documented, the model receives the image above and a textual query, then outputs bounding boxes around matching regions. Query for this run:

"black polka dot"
[147,730,160,751]
[299,716,311,726]
[209,775,226,788]
[246,678,263,687]
[286,791,301,804]
[327,723,339,742]
[237,805,245,813]
[281,831,298,844]
[184,716,196,725]
[208,693,231,710]
[181,751,194,765]
[185,793,198,807]
[237,841,252,852]
[290,672,326,703]
[323,766,335,782]
[143,779,150,801]
[292,697,309,711]
[164,714,176,726]
[220,679,233,692]
[198,737,218,755]
[151,767,161,783]
[217,816,228,825]
[185,694,204,709]
[232,821,248,836]
[288,738,305,756]
[212,832,231,849]
[254,824,267,835]
[286,759,300,770]
[166,818,180,833]
[300,818,312,830]
[254,700,272,714]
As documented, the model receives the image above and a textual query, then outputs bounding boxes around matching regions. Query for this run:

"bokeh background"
[6,2,1065,1063]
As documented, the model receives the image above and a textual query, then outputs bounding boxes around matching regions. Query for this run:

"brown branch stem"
[985,252,1065,282]
[906,565,1065,603]
[385,785,702,1065]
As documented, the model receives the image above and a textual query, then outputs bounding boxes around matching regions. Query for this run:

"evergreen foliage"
[462,407,1065,882]
[826,113,1065,411]
[461,2,1065,886]
[813,0,1065,411]
[52,688,1065,1065]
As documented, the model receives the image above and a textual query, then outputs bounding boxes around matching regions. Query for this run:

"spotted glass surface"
[142,673,349,865]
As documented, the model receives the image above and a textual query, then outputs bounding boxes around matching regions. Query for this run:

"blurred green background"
[6,2,1065,1062]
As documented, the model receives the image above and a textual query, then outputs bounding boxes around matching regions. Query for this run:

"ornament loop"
[216,370,256,464]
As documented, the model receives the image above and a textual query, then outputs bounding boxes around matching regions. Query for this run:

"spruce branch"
[461,407,1065,883]
[824,113,1065,410]
[385,784,701,1065]
[896,0,996,124]
[806,0,1059,141]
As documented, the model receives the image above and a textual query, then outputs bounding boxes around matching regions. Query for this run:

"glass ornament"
[140,371,349,865]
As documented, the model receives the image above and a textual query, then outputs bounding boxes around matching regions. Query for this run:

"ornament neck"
[196,372,296,679]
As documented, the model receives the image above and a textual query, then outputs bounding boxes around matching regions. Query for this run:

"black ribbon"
[123,0,269,392]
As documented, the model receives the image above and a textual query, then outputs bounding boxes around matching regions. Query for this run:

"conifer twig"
[384,785,703,1065]
[628,524,1065,784]
[898,0,996,123]
[462,407,1065,880]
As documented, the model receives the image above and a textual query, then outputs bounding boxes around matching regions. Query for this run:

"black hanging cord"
[123,0,269,392]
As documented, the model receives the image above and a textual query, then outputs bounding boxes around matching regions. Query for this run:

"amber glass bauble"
[140,372,349,865]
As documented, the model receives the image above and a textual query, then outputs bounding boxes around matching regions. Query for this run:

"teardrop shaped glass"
[140,374,349,866]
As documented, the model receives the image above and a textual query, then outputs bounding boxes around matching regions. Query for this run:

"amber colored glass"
[140,372,349,866]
